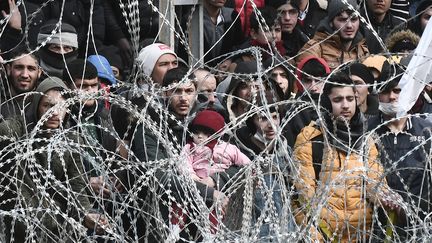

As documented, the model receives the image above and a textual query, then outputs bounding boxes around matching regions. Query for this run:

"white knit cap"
[136,43,178,77]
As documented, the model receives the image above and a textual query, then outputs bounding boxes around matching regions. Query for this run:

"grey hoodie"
[25,76,69,132]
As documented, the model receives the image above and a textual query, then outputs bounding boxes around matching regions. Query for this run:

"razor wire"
[0,0,431,242]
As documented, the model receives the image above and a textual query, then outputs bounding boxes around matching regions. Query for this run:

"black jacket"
[362,10,406,54]
[368,115,432,219]
[69,102,118,177]
[103,0,159,44]
[282,27,310,58]
[298,0,327,39]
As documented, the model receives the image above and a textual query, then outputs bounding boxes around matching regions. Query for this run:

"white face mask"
[379,102,398,117]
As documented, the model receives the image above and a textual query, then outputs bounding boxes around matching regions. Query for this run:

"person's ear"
[37,67,42,79]
[5,63,11,77]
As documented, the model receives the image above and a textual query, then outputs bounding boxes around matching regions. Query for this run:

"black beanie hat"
[377,61,404,93]
[345,62,375,92]
[63,59,98,88]
[38,19,78,48]
[226,61,259,95]
[327,0,359,21]
[416,0,432,17]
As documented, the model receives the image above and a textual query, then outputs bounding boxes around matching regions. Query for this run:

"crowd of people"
[0,0,432,242]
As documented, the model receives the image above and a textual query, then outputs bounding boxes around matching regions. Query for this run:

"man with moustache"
[131,67,235,241]
[296,0,369,70]
[1,49,42,119]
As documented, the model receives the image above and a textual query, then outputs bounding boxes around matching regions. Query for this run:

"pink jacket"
[182,141,251,178]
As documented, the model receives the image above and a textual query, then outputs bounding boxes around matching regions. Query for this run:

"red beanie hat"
[190,110,225,150]
[192,110,225,134]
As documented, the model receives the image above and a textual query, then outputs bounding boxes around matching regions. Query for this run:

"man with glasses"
[270,0,310,57]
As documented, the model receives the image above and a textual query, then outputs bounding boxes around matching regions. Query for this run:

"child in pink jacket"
[182,110,251,186]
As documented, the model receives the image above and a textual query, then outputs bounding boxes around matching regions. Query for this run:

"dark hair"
[250,7,280,32]
[377,61,404,93]
[162,67,196,87]
[245,77,284,132]
[320,72,356,116]
[62,59,98,89]
[301,59,328,80]
[8,47,39,65]
[323,72,355,97]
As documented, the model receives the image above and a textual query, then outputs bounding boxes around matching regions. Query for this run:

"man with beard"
[296,0,369,70]
[1,49,42,119]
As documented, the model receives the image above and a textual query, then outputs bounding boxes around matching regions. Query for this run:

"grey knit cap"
[327,0,359,21]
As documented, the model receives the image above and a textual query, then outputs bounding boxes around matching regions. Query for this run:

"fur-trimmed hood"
[385,29,420,53]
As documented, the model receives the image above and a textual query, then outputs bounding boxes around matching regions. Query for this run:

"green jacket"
[0,116,92,242]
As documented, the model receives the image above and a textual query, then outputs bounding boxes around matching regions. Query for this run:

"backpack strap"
[311,133,324,181]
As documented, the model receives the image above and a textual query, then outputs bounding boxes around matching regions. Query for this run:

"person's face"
[205,0,226,8]
[166,82,197,118]
[420,7,432,32]
[251,24,282,43]
[7,54,41,94]
[331,11,360,41]
[328,86,356,122]
[235,81,257,102]
[351,75,369,106]
[193,130,210,145]
[378,84,401,103]
[47,43,74,54]
[271,67,290,94]
[302,76,324,94]
[196,71,217,107]
[38,89,67,129]
[367,0,391,16]
[152,54,178,85]
[111,66,122,81]
[253,111,280,140]
[74,77,99,107]
[278,4,299,33]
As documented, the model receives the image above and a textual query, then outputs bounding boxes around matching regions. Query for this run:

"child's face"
[193,130,210,145]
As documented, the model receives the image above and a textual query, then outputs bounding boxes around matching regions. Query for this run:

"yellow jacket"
[294,123,386,242]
